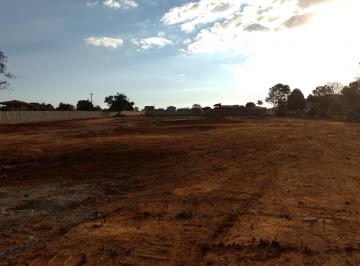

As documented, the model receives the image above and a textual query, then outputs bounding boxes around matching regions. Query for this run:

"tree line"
[0,93,135,112]
[265,80,360,121]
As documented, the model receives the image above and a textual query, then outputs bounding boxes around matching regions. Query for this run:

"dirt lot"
[1,116,360,265]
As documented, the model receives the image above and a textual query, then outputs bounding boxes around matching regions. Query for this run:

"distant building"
[144,106,155,112]
[0,100,36,111]
[144,106,155,115]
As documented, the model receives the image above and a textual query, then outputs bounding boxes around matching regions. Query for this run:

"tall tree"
[77,100,94,111]
[265,83,291,107]
[313,85,334,96]
[0,51,14,90]
[287,89,305,111]
[104,93,134,112]
[341,81,360,107]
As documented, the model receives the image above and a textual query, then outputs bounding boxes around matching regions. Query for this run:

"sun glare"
[231,0,360,99]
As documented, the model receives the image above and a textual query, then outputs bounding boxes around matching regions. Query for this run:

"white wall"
[0,111,118,124]
[120,111,145,116]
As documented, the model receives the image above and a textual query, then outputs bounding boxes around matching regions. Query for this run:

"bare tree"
[327,81,343,95]
[0,51,14,90]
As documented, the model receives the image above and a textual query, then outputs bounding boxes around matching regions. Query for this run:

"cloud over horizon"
[85,37,124,48]
[131,37,173,50]
[86,0,138,9]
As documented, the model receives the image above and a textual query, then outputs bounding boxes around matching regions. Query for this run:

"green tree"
[77,100,94,111]
[257,100,263,106]
[94,105,102,111]
[30,102,55,111]
[287,89,305,111]
[192,104,202,109]
[313,85,334,96]
[340,81,360,119]
[0,51,14,90]
[266,84,291,115]
[246,102,256,108]
[56,103,75,111]
[265,83,291,107]
[307,82,343,117]
[104,93,134,112]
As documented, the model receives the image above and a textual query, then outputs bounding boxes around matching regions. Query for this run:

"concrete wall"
[211,107,267,116]
[0,111,118,124]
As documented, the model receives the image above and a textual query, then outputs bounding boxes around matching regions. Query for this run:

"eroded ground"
[1,116,360,265]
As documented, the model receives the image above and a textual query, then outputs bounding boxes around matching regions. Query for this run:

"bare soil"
[1,116,360,265]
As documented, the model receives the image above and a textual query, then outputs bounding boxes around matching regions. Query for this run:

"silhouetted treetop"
[287,89,305,111]
[246,102,256,108]
[266,83,291,107]
[313,82,343,97]
[0,51,14,90]
[104,93,134,112]
[192,104,202,109]
[77,100,94,111]
[30,102,55,111]
[56,103,75,111]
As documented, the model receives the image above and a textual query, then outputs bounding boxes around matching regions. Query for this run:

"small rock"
[279,213,292,220]
[58,224,73,235]
[303,217,318,223]
[29,236,38,242]
[79,254,87,264]
[175,211,193,221]
[133,212,151,221]
[110,250,118,258]
[88,211,105,221]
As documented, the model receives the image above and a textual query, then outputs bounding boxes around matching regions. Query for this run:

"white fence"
[0,111,118,124]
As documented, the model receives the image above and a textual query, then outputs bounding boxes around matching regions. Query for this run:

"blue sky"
[1,0,360,109]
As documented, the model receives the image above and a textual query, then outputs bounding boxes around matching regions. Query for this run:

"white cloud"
[132,37,173,50]
[183,38,192,45]
[103,0,138,9]
[87,0,138,9]
[161,0,244,32]
[297,0,332,8]
[85,37,124,48]
[86,1,98,7]
[162,0,360,97]
[174,0,350,55]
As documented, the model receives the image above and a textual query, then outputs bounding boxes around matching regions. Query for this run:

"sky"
[1,0,360,109]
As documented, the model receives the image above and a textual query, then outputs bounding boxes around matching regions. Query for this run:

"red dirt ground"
[1,116,360,265]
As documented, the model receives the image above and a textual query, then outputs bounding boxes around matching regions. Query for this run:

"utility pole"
[90,92,94,104]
